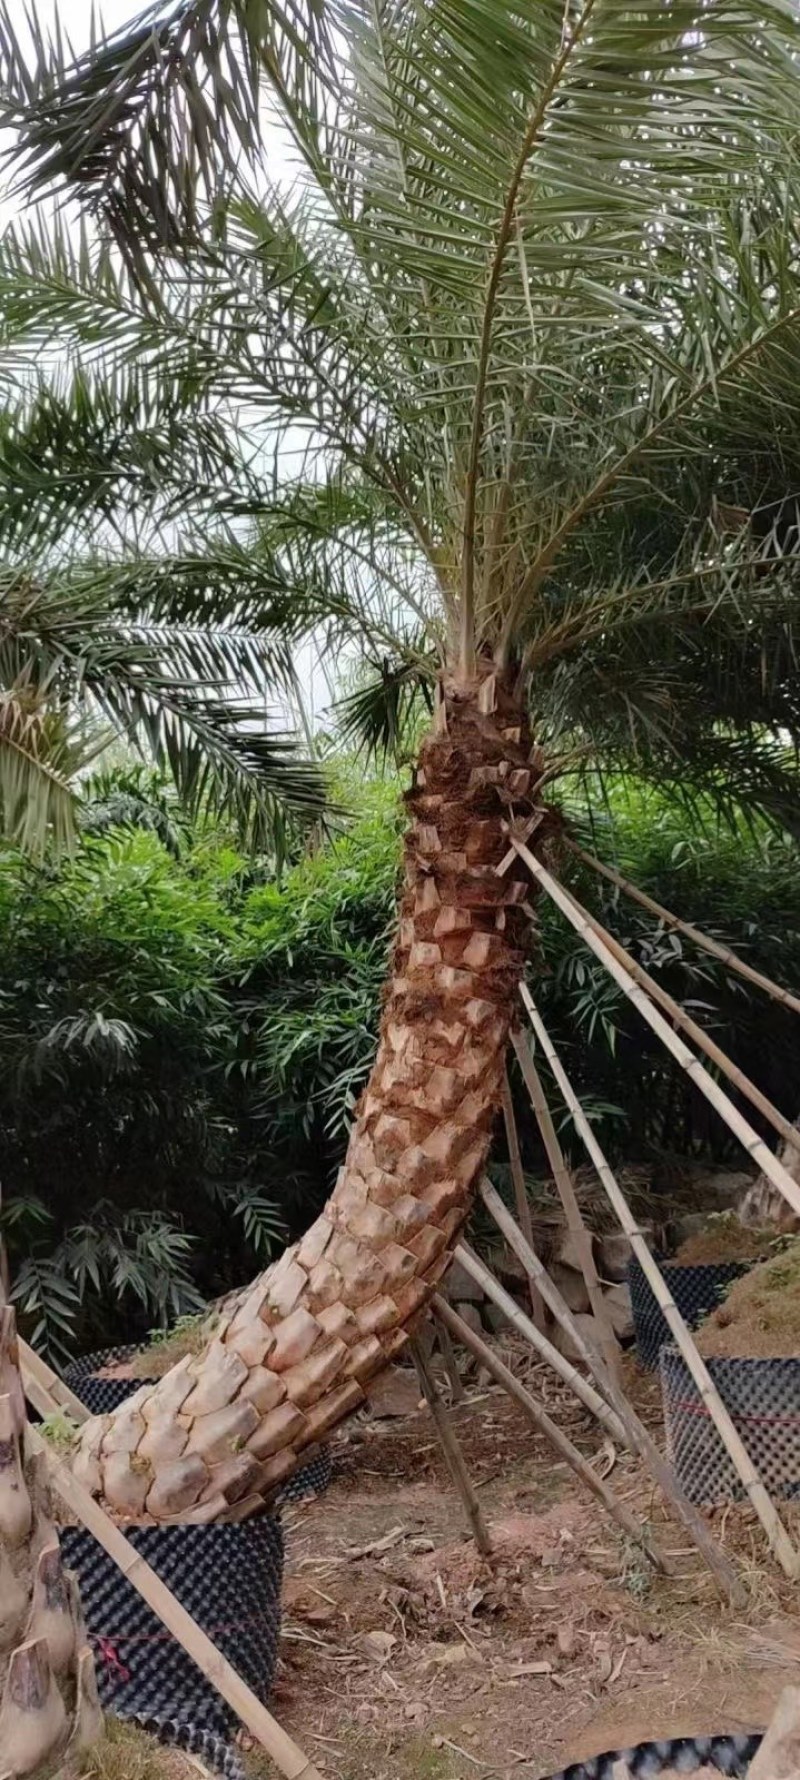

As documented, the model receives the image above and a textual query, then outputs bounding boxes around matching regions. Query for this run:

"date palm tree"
[3,0,800,1522]
[0,360,326,855]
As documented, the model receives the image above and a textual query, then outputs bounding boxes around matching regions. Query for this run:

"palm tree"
[3,0,800,1523]
[0,1298,103,1771]
[0,350,327,854]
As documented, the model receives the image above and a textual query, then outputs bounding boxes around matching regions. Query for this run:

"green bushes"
[1,765,798,1356]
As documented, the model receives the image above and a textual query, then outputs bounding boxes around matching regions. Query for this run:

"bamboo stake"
[566,838,800,1019]
[553,881,800,1160]
[477,1145,743,1603]
[435,1316,466,1404]
[27,1422,324,1780]
[519,983,800,1582]
[454,1241,627,1447]
[20,1338,89,1424]
[478,1175,621,1401]
[515,841,800,1224]
[410,1337,492,1556]
[508,1033,621,1385]
[432,1297,667,1573]
[501,1068,548,1331]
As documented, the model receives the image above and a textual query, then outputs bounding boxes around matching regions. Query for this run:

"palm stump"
[0,1304,103,1776]
[73,672,544,1525]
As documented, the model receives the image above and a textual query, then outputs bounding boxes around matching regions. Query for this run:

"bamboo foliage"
[566,840,800,1020]
[550,880,800,1159]
[519,981,800,1581]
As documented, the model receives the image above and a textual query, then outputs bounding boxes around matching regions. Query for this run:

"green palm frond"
[0,680,110,855]
[4,0,800,839]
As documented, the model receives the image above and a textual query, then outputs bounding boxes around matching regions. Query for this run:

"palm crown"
[3,0,800,825]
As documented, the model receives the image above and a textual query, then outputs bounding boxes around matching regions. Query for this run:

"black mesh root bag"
[661,1345,800,1504]
[628,1257,750,1369]
[61,1518,284,1743]
[64,1345,333,1501]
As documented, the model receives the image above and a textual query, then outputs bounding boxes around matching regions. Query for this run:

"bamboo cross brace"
[454,1239,627,1446]
[501,1067,548,1331]
[477,1143,743,1601]
[432,1296,667,1572]
[478,1174,621,1400]
[508,1032,621,1384]
[25,1425,324,1780]
[411,1336,492,1555]
[518,982,800,1582]
[548,880,800,1159]
[514,840,800,1224]
[20,1338,89,1423]
[566,838,800,1020]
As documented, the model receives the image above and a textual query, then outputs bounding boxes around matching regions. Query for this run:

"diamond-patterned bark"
[74,669,543,1525]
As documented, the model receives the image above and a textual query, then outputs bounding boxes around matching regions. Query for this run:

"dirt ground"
[245,1345,800,1780]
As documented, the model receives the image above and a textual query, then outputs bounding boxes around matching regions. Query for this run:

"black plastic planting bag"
[61,1518,283,1740]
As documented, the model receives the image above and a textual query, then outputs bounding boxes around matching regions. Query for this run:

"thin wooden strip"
[566,838,800,1019]
[20,1340,89,1423]
[453,1240,627,1447]
[432,1297,666,1572]
[516,841,800,1223]
[410,1337,491,1555]
[507,1034,621,1385]
[551,882,800,1158]
[518,981,800,1583]
[501,1069,548,1331]
[26,1420,324,1780]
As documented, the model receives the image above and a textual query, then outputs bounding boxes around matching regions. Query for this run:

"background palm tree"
[0,343,327,853]
[2,0,800,1522]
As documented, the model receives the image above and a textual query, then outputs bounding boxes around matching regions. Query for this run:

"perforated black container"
[628,1256,751,1368]
[62,1519,283,1742]
[542,1731,761,1778]
[660,1345,800,1504]
[64,1344,334,1500]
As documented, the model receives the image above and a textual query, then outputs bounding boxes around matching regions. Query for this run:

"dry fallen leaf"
[360,1629,397,1664]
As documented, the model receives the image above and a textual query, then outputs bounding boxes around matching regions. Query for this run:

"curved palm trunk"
[0,1304,103,1775]
[74,669,542,1524]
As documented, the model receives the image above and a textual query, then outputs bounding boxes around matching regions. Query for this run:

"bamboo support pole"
[478,1174,621,1400]
[508,1033,621,1385]
[435,1316,466,1404]
[454,1240,627,1447]
[411,1337,492,1555]
[554,880,800,1160]
[501,1067,548,1331]
[518,981,800,1582]
[515,841,800,1224]
[20,1338,89,1424]
[432,1297,667,1572]
[566,838,800,1019]
[26,1421,324,1780]
[477,1142,743,1602]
